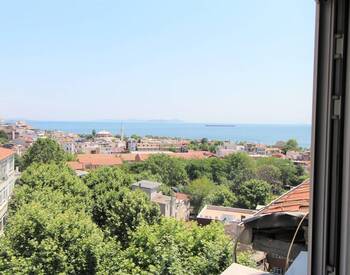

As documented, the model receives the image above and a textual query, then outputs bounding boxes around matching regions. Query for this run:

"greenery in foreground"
[0,138,308,274]
[0,139,233,274]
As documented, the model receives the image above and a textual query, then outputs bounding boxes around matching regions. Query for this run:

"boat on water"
[205,124,236,127]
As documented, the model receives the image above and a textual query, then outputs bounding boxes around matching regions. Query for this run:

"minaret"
[120,122,124,141]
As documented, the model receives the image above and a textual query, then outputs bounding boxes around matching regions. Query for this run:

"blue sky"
[0,1,315,123]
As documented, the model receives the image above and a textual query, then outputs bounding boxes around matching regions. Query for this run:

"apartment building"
[131,180,190,221]
[0,148,18,233]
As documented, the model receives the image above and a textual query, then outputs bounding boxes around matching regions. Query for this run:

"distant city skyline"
[0,1,315,124]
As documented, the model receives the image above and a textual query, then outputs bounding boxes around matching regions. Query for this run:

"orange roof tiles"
[175,192,190,201]
[119,153,137,162]
[257,179,310,215]
[135,153,151,161]
[77,154,123,167]
[67,161,84,170]
[0,147,14,161]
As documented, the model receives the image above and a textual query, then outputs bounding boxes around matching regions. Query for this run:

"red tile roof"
[67,161,84,170]
[135,153,151,161]
[0,147,14,161]
[175,192,190,201]
[119,153,137,162]
[77,154,123,167]
[256,179,310,215]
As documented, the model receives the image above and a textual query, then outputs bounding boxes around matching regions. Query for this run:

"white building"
[216,142,245,157]
[0,148,18,233]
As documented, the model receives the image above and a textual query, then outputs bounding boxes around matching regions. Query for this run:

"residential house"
[216,142,245,157]
[174,192,190,221]
[0,148,18,233]
[240,179,310,274]
[96,130,113,138]
[72,154,123,170]
[131,180,190,220]
[197,205,257,226]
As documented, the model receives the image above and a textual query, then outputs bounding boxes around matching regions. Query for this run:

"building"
[216,142,245,157]
[240,179,310,274]
[131,180,190,220]
[131,180,162,198]
[197,205,256,226]
[174,192,191,221]
[71,154,123,170]
[0,148,18,233]
[95,130,113,138]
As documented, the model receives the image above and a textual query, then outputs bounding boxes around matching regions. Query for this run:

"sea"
[19,121,312,148]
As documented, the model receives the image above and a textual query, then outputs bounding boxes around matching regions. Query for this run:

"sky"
[0,1,315,124]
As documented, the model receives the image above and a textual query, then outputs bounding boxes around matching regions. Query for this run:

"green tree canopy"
[83,166,132,194]
[124,219,233,274]
[18,163,91,206]
[224,152,256,190]
[185,159,212,181]
[256,157,300,186]
[185,177,217,214]
[0,201,115,274]
[282,138,300,153]
[93,187,161,245]
[237,179,271,209]
[0,130,8,144]
[256,164,283,194]
[22,138,66,169]
[129,154,188,187]
[203,185,237,208]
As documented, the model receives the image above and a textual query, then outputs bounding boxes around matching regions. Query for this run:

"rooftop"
[175,192,190,201]
[197,205,256,222]
[0,147,14,161]
[151,193,171,204]
[255,179,310,215]
[132,180,161,190]
[222,263,271,275]
[77,154,123,167]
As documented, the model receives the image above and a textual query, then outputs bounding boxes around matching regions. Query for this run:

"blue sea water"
[23,121,312,148]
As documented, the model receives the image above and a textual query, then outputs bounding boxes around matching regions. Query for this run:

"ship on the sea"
[205,124,236,127]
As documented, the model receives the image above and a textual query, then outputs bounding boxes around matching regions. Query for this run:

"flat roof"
[197,205,256,222]
[132,180,161,190]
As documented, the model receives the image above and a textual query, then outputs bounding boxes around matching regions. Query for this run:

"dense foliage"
[0,130,8,145]
[22,138,66,169]
[125,152,307,212]
[0,138,309,273]
[2,162,233,274]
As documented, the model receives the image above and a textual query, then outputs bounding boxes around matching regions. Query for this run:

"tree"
[185,159,212,181]
[93,187,161,245]
[185,177,216,214]
[237,179,271,209]
[203,185,237,208]
[208,158,227,184]
[134,154,188,187]
[237,251,256,268]
[124,219,233,274]
[282,138,300,153]
[0,130,8,144]
[22,138,66,169]
[92,129,96,137]
[83,166,132,193]
[17,163,92,212]
[0,201,116,274]
[224,153,255,190]
[256,164,283,194]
